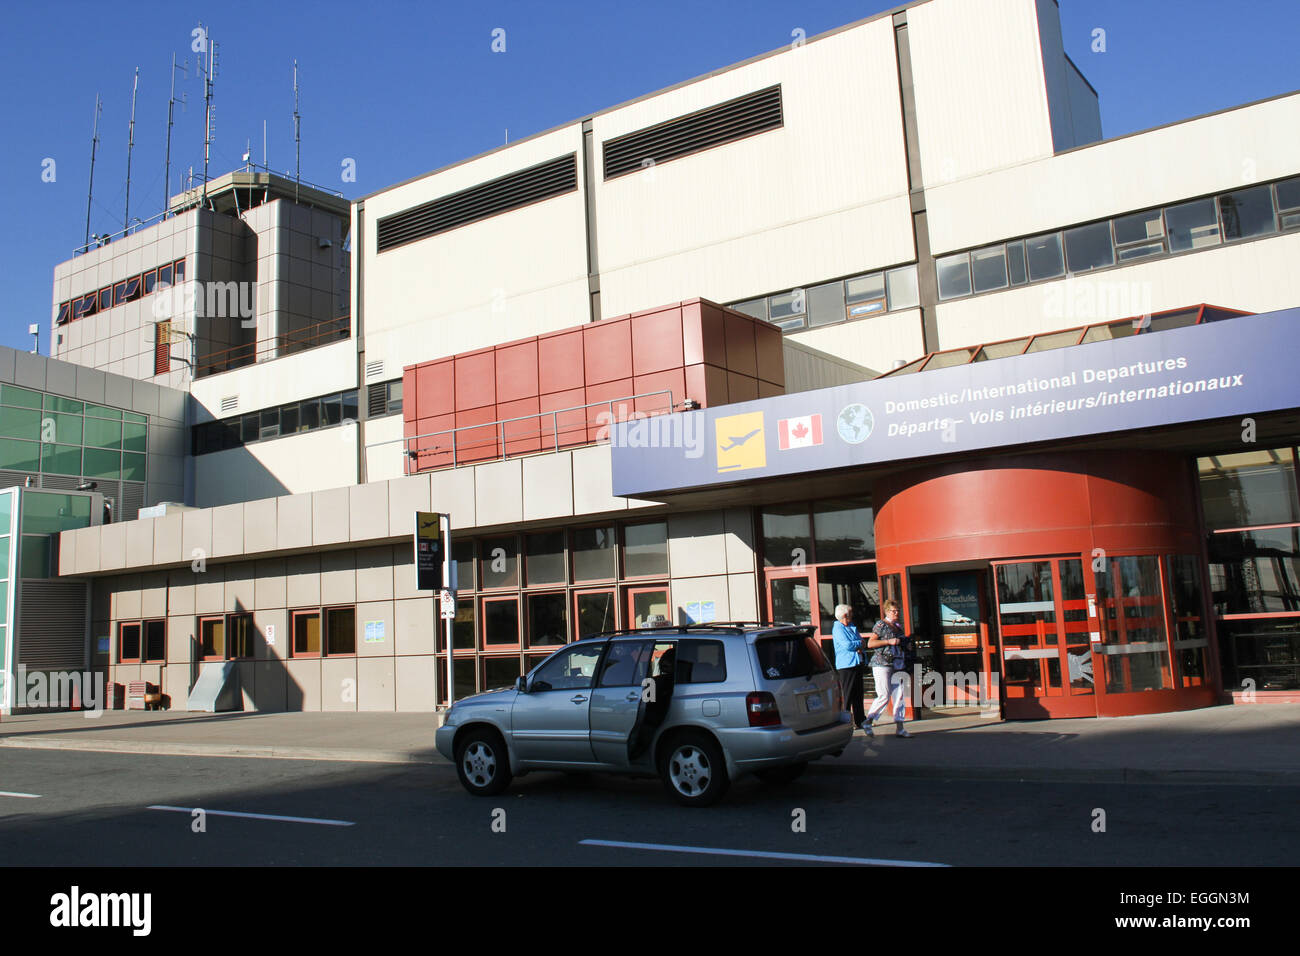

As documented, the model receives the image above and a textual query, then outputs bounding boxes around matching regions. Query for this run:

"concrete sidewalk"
[1,703,1297,785]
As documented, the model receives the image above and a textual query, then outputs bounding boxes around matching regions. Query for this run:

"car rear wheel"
[455,728,513,797]
[755,761,807,785]
[659,731,729,807]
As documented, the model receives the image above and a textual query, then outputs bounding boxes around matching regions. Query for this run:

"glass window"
[817,564,879,635]
[1166,198,1221,252]
[84,416,123,449]
[0,438,39,472]
[200,617,225,659]
[1218,618,1300,692]
[1207,527,1300,615]
[119,622,141,661]
[1063,221,1115,273]
[483,656,522,691]
[20,535,52,578]
[40,443,82,476]
[82,447,121,479]
[121,453,147,482]
[124,411,147,425]
[452,540,474,592]
[844,273,886,318]
[807,280,846,327]
[575,590,617,639]
[321,393,343,426]
[83,403,122,420]
[936,252,971,299]
[259,409,280,440]
[1095,556,1170,693]
[886,266,920,310]
[124,276,141,302]
[1277,177,1300,212]
[44,395,84,414]
[755,633,831,679]
[1199,449,1299,529]
[479,536,518,589]
[44,412,84,446]
[280,404,300,434]
[678,639,727,684]
[387,380,403,414]
[770,575,812,625]
[529,644,603,691]
[158,263,173,286]
[768,290,806,331]
[813,499,874,562]
[970,246,1008,293]
[482,598,519,647]
[1113,208,1164,246]
[298,399,320,431]
[1218,186,1276,241]
[624,521,668,577]
[145,620,166,662]
[0,406,42,440]
[342,390,359,423]
[122,420,146,453]
[240,414,259,444]
[293,611,321,656]
[598,640,652,687]
[1,385,42,408]
[525,531,566,585]
[143,270,157,295]
[113,281,128,306]
[56,302,71,325]
[174,258,186,280]
[99,289,111,311]
[572,525,616,581]
[630,588,669,628]
[762,505,811,568]
[1167,555,1208,688]
[527,592,567,647]
[1025,233,1065,281]
[732,299,767,321]
[228,613,255,659]
[326,607,356,655]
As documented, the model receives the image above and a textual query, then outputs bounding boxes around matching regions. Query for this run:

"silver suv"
[435,623,854,806]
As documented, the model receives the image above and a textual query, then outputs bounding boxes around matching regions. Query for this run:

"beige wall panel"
[285,658,321,711]
[356,546,395,602]
[356,601,395,658]
[522,454,574,522]
[256,659,291,712]
[387,475,431,538]
[321,657,357,712]
[357,657,396,712]
[474,458,523,528]
[667,511,728,579]
[285,554,321,608]
[277,492,313,550]
[428,466,476,528]
[244,497,277,554]
[394,598,436,656]
[395,655,438,712]
[787,308,927,377]
[349,481,389,541]
[312,487,351,546]
[254,559,288,609]
[210,503,245,558]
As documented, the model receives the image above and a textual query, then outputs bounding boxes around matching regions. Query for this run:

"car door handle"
[625,692,641,702]
[570,695,588,704]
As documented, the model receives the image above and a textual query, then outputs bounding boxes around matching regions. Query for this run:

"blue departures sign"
[610,307,1300,497]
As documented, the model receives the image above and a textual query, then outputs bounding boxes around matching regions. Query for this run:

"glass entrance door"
[992,557,1096,719]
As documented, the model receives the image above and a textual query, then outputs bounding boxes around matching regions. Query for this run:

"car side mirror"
[515,676,528,694]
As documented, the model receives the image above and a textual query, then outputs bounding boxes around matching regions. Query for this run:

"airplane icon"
[719,428,761,452]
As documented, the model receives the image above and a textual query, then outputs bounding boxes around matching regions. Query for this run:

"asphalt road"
[1,748,1297,868]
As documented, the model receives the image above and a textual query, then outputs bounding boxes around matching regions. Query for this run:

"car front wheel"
[455,728,513,797]
[659,731,729,807]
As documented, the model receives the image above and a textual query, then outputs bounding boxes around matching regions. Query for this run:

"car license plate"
[804,693,823,713]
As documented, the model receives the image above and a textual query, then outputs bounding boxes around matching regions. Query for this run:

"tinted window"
[1063,221,1115,273]
[677,639,727,684]
[970,246,1008,293]
[598,640,652,687]
[1025,233,1065,281]
[1166,198,1220,252]
[886,266,920,309]
[531,644,604,691]
[755,633,832,679]
[936,253,971,299]
[1218,186,1276,241]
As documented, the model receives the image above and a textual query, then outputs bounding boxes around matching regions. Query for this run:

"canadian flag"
[778,414,823,450]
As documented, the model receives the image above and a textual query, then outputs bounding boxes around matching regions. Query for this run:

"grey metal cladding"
[375,153,579,252]
[601,85,783,180]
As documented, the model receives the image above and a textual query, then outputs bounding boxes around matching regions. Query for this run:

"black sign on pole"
[415,511,444,591]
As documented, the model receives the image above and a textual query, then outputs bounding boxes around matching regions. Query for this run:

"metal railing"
[193,315,351,378]
[375,389,679,474]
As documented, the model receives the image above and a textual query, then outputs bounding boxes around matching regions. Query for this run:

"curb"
[0,736,431,765]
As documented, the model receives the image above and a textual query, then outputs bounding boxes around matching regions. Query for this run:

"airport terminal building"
[3,0,1297,716]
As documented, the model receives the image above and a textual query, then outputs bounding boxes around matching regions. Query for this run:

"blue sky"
[2,0,1296,353]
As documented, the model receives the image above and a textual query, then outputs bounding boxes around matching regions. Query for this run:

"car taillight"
[746,691,781,727]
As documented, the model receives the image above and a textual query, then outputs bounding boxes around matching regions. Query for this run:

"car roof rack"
[589,621,808,639]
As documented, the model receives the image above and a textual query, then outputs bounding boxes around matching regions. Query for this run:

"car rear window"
[755,633,832,680]
[677,639,727,684]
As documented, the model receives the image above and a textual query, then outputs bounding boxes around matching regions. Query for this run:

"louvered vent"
[121,482,145,521]
[377,154,579,253]
[602,85,783,180]
[365,360,385,381]
[17,581,89,670]
[39,475,84,491]
[0,469,35,489]
[220,396,238,414]
[367,382,388,418]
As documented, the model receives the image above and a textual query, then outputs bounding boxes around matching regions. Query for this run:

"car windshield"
[755,632,832,680]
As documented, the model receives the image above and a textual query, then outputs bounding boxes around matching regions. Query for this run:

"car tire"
[755,761,808,785]
[659,731,730,807]
[454,727,513,797]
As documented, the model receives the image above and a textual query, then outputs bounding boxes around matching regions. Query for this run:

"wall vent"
[376,153,578,253]
[365,360,385,381]
[220,396,238,414]
[602,85,783,180]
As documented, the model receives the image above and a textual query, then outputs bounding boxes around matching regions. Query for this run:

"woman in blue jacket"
[831,604,868,729]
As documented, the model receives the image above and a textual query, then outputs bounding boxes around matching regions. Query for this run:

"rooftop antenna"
[200,24,218,206]
[262,118,267,167]
[84,93,102,250]
[124,66,140,233]
[293,59,301,202]
[164,53,187,218]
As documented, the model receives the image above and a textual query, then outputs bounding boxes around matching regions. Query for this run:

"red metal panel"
[495,341,539,403]
[583,318,633,385]
[415,359,454,418]
[758,379,783,398]
[631,369,685,415]
[497,396,541,455]
[413,413,455,471]
[722,308,757,377]
[402,368,417,424]
[754,321,785,387]
[684,363,730,407]
[538,329,585,393]
[630,306,684,375]
[455,350,496,411]
[681,300,705,366]
[454,405,499,463]
[585,378,634,442]
[696,302,727,369]
[539,387,588,449]
[726,371,758,403]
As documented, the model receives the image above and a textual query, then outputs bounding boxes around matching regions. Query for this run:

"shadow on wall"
[191,444,293,508]
[180,598,303,713]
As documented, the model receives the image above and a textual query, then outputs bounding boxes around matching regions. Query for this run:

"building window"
[1217,185,1276,241]
[291,606,357,658]
[191,388,361,456]
[728,263,920,333]
[366,379,403,418]
[1063,221,1115,273]
[154,321,171,375]
[199,616,225,660]
[119,619,165,663]
[936,253,972,299]
[292,610,321,657]
[228,613,255,659]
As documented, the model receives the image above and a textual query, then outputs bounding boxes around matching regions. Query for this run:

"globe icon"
[837,403,873,444]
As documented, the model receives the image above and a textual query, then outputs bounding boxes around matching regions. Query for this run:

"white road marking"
[147,805,355,827]
[580,838,947,867]
[0,790,41,799]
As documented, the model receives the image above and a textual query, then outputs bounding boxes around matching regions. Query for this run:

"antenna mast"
[124,67,139,232]
[293,59,301,202]
[165,53,187,218]
[201,25,218,206]
[84,94,102,250]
